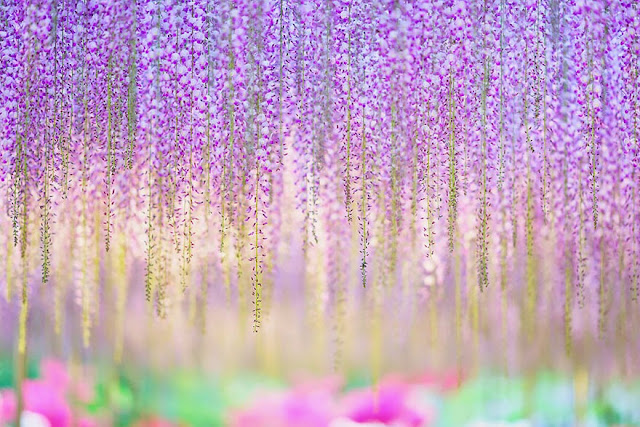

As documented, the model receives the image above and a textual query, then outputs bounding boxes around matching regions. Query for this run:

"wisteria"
[1,0,640,383]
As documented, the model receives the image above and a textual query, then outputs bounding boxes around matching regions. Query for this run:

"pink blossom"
[0,359,95,427]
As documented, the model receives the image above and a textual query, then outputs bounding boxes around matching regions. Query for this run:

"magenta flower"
[232,375,436,427]
[231,376,342,427]
[340,378,431,427]
[0,359,95,427]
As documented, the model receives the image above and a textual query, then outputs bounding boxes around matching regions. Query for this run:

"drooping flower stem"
[633,65,639,302]
[425,113,434,256]
[105,59,114,252]
[278,0,285,165]
[221,19,236,255]
[42,5,61,286]
[389,100,399,274]
[253,59,264,333]
[498,0,505,197]
[540,6,550,222]
[62,100,72,198]
[182,14,196,294]
[410,129,418,251]
[236,170,248,327]
[523,36,537,335]
[253,153,262,333]
[360,104,369,288]
[344,3,353,224]
[499,0,508,352]
[577,168,586,308]
[144,130,155,305]
[82,87,91,349]
[478,38,490,291]
[17,74,30,427]
[126,1,138,170]
[448,71,457,253]
[585,17,598,230]
[41,119,52,286]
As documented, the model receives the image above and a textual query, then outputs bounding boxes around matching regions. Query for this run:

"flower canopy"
[0,0,639,376]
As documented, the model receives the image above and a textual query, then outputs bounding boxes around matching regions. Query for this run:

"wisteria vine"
[1,0,639,372]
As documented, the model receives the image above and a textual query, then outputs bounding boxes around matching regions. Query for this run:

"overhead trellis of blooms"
[0,0,639,370]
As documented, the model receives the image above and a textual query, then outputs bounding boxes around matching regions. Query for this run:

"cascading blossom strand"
[0,0,639,379]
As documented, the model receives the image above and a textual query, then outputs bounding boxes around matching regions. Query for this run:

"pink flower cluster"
[0,359,95,427]
[231,372,458,427]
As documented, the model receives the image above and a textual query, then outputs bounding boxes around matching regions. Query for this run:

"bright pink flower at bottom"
[341,380,429,427]
[0,381,71,427]
[0,359,95,427]
[231,380,339,427]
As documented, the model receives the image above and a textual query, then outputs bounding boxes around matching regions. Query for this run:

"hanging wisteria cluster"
[1,0,639,372]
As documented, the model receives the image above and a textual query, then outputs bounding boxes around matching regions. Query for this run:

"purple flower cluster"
[0,0,639,369]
